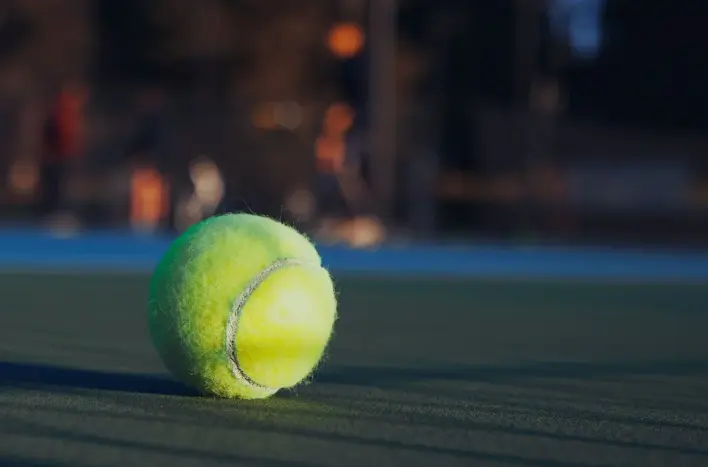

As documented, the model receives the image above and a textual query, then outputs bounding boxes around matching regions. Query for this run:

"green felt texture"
[147,213,337,399]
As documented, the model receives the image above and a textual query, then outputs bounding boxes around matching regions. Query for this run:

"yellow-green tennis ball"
[147,213,337,400]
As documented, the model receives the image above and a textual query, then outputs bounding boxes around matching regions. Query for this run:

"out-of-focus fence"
[1,93,707,248]
[436,106,708,246]
[0,0,707,249]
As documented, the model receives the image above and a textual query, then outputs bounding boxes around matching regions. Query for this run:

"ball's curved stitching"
[225,257,309,391]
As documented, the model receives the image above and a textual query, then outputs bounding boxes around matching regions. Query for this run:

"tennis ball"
[147,213,337,400]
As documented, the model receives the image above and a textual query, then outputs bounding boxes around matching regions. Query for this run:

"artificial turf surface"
[0,272,707,467]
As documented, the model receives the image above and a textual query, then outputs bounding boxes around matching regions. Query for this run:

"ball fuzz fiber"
[148,213,337,400]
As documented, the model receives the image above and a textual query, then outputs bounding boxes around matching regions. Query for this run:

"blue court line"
[0,230,707,281]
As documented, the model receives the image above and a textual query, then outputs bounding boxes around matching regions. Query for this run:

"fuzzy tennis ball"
[147,213,337,400]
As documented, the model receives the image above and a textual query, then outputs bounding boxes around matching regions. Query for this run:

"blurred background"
[0,0,707,249]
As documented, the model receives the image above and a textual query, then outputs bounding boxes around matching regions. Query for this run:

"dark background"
[0,0,706,247]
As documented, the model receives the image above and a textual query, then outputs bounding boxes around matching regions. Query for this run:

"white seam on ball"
[225,257,309,391]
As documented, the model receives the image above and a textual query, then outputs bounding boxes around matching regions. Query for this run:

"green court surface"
[0,273,707,467]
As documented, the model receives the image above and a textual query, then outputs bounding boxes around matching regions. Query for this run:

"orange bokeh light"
[327,22,365,58]
[315,135,346,174]
[130,165,170,226]
[323,102,355,135]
